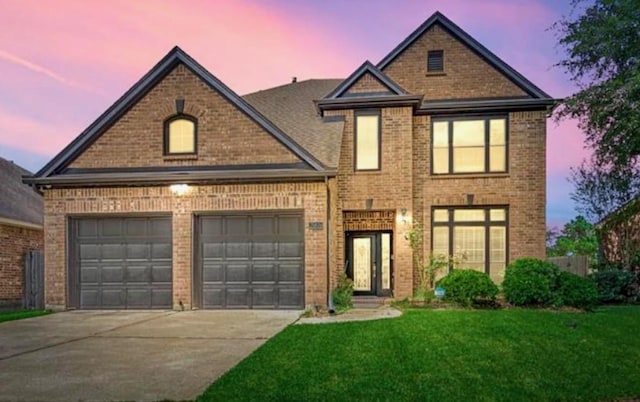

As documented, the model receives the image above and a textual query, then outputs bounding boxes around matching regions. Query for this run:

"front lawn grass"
[0,309,50,323]
[199,306,640,401]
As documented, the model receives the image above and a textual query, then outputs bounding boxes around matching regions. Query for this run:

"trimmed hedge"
[502,258,559,306]
[436,269,498,307]
[556,271,599,310]
[503,258,599,310]
[590,269,638,303]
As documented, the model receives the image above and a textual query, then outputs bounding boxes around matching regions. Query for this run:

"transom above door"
[345,231,392,297]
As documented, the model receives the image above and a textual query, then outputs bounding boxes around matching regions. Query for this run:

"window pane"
[453,146,485,173]
[381,233,391,289]
[490,227,506,282]
[490,145,506,172]
[433,148,449,174]
[432,227,449,258]
[490,209,506,221]
[356,115,379,170]
[433,209,449,222]
[452,120,484,146]
[454,209,485,222]
[169,119,195,153]
[454,227,485,272]
[490,227,506,262]
[490,119,506,145]
[433,122,449,146]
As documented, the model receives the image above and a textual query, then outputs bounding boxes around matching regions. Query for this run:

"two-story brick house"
[27,12,554,310]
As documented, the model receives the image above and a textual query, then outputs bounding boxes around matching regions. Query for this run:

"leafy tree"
[570,158,640,223]
[554,0,640,170]
[547,215,598,262]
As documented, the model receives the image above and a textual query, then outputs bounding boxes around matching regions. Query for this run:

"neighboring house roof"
[377,11,552,100]
[34,46,326,179]
[244,79,345,169]
[596,195,640,228]
[0,157,43,228]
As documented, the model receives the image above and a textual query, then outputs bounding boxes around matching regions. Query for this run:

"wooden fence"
[23,250,44,309]
[547,255,589,277]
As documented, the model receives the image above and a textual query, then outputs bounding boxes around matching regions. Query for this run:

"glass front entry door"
[346,232,392,296]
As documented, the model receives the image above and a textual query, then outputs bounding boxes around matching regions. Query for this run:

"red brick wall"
[382,24,527,100]
[43,183,328,310]
[0,223,43,305]
[328,107,415,298]
[415,111,547,284]
[70,64,300,169]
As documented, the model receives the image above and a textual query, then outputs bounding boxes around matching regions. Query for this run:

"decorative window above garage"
[164,115,197,155]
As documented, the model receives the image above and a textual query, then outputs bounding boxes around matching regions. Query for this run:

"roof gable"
[377,11,551,99]
[36,47,325,178]
[324,61,408,99]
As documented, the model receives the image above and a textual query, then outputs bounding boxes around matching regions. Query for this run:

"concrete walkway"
[296,305,402,324]
[0,310,299,402]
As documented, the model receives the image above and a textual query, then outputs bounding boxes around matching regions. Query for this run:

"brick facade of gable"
[70,64,300,169]
[344,73,391,95]
[382,25,528,100]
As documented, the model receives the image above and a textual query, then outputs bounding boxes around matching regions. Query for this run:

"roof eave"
[418,98,559,114]
[317,95,423,113]
[24,169,337,188]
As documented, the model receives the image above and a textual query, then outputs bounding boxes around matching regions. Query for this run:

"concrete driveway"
[0,310,300,402]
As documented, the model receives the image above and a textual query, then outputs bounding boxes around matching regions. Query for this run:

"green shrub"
[436,269,499,307]
[332,272,354,312]
[502,258,560,306]
[555,271,599,310]
[590,269,639,303]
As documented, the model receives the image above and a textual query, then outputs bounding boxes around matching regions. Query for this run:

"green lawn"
[0,309,50,323]
[198,307,640,402]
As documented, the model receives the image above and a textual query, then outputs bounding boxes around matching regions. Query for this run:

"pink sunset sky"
[0,0,586,228]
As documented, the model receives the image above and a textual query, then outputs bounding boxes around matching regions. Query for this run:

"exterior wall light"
[169,184,190,196]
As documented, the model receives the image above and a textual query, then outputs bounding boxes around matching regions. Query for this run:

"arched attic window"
[164,114,197,155]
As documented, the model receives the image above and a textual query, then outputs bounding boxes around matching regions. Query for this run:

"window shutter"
[427,50,444,72]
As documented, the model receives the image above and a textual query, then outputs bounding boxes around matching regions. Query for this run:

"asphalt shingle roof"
[244,79,344,169]
[0,157,43,226]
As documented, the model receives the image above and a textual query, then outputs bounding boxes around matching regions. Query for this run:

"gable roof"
[0,157,43,228]
[244,79,345,168]
[34,46,326,179]
[323,61,408,99]
[377,11,552,99]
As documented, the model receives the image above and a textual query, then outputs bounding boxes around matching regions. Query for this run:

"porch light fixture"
[400,208,408,225]
[169,183,190,196]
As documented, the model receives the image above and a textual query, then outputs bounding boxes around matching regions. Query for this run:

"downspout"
[325,176,334,313]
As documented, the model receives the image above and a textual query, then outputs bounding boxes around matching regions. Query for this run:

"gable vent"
[427,50,444,72]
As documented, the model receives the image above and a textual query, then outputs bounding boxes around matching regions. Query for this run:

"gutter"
[24,169,337,187]
[0,216,43,231]
[325,176,332,310]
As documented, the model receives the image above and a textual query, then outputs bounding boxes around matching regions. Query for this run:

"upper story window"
[427,50,444,73]
[432,116,507,174]
[164,115,197,155]
[355,110,381,171]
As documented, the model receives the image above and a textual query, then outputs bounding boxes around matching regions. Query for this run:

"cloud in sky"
[0,0,583,225]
